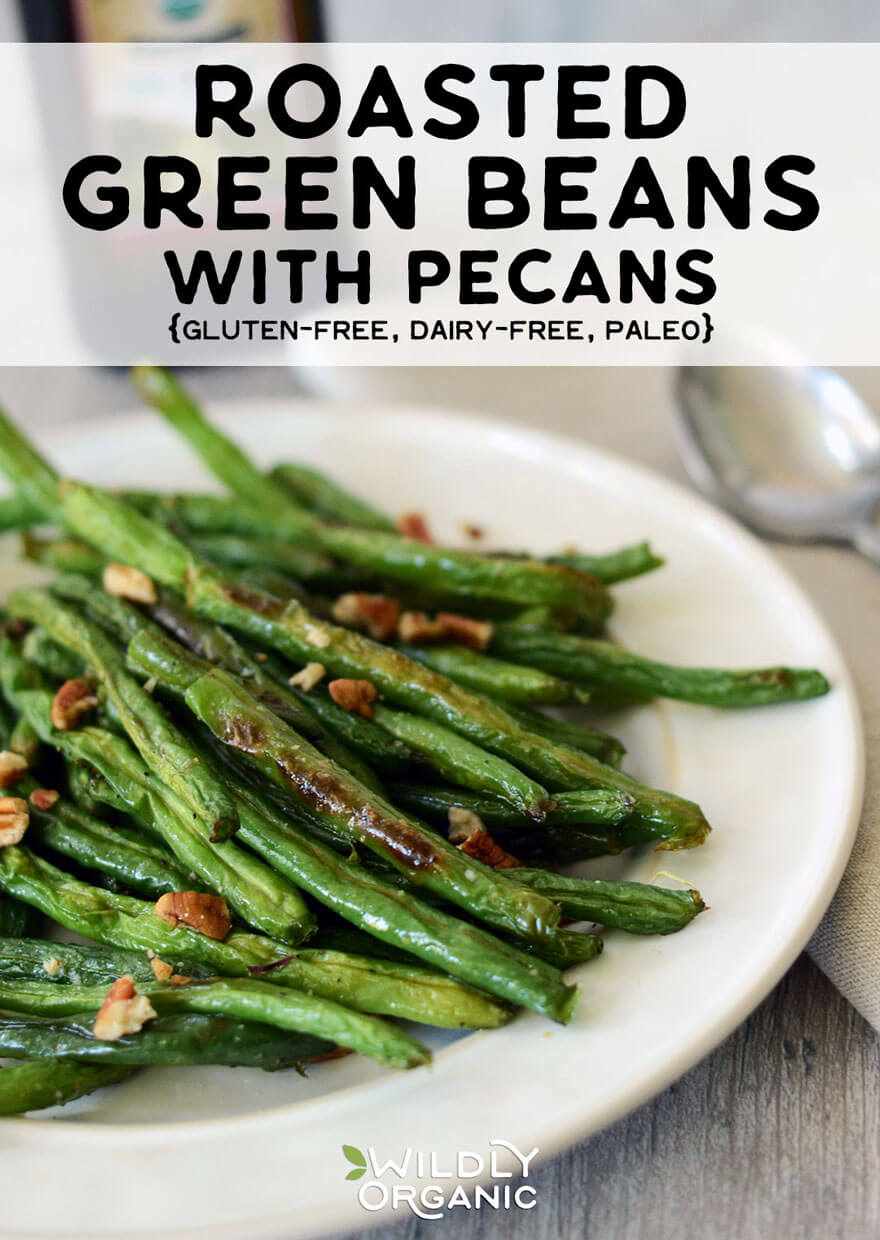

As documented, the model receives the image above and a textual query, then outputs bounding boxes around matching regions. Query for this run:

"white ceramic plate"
[0,401,863,1240]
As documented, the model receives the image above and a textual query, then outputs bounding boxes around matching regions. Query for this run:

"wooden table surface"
[5,363,878,1240]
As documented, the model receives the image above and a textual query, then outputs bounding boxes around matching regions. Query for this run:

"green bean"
[46,488,654,590]
[0,412,708,848]
[8,713,41,768]
[547,542,665,584]
[124,637,588,1019]
[188,533,350,585]
[151,978,424,1065]
[0,418,62,520]
[269,461,397,531]
[283,681,418,776]
[65,761,125,822]
[128,628,569,946]
[10,588,240,842]
[389,783,633,831]
[318,910,596,973]
[22,625,84,681]
[59,479,196,587]
[500,704,626,768]
[0,976,428,1071]
[0,937,207,986]
[0,491,43,533]
[134,737,542,1024]
[372,703,549,815]
[46,574,382,794]
[226,782,562,1021]
[0,896,41,937]
[23,525,353,594]
[0,1059,132,1115]
[152,717,547,1020]
[492,625,831,708]
[0,635,316,944]
[132,366,613,626]
[239,565,316,603]
[389,784,635,864]
[70,483,703,846]
[513,871,706,934]
[183,583,709,848]
[26,776,193,899]
[398,642,592,707]
[0,849,512,1032]
[0,690,12,735]
[0,1012,333,1070]
[137,491,283,536]
[68,471,701,845]
[21,532,104,577]
[49,574,149,643]
[92,737,542,1028]
[61,726,312,940]
[310,925,419,965]
[143,590,384,793]
[99,486,659,588]
[314,523,613,628]
[525,929,604,968]
[76,730,314,938]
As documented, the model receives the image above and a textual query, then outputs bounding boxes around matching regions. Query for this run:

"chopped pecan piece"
[0,797,29,847]
[93,975,157,1042]
[461,522,484,540]
[331,593,401,641]
[92,976,153,1040]
[50,678,98,731]
[149,956,174,982]
[448,806,484,839]
[29,788,60,812]
[448,807,521,870]
[288,662,326,691]
[434,613,494,652]
[304,626,331,648]
[102,563,158,605]
[154,891,231,941]
[397,611,444,644]
[327,678,378,719]
[397,611,494,652]
[42,957,62,977]
[0,750,27,788]
[396,511,432,543]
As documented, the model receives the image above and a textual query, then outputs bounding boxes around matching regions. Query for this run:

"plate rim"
[0,396,864,1240]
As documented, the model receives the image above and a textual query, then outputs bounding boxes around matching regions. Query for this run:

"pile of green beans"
[0,366,831,1115]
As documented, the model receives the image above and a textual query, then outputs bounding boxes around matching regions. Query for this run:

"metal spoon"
[676,366,880,565]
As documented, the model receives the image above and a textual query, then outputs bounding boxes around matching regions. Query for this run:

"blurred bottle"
[18,1,325,361]
[18,1,323,43]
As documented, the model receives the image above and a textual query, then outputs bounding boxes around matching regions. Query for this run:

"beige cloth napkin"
[795,541,880,1030]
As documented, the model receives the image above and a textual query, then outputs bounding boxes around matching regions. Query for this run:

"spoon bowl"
[676,366,880,560]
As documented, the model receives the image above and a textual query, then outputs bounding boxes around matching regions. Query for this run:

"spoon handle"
[851,523,880,566]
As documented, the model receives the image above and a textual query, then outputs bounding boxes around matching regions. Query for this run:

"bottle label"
[71,0,296,42]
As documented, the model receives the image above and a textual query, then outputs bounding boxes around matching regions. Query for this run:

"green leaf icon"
[342,1144,366,1169]
[345,1167,366,1180]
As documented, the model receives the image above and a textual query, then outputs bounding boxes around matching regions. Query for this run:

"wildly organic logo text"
[343,1140,539,1219]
